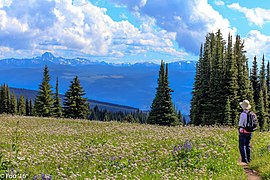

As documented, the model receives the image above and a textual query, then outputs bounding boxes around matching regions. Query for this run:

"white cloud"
[214,0,224,6]
[110,0,236,54]
[228,3,270,27]
[244,30,270,61]
[0,0,182,61]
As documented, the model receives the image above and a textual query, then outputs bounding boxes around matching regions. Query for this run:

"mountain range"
[0,52,196,114]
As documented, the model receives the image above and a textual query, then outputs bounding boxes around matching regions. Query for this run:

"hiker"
[238,100,256,164]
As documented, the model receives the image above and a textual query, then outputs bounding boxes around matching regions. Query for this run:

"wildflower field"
[0,115,269,179]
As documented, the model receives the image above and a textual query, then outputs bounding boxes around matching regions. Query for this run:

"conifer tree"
[29,99,33,116]
[18,95,25,115]
[191,34,213,125]
[53,77,62,118]
[10,92,17,115]
[207,30,226,124]
[190,31,252,126]
[0,84,10,113]
[267,61,270,91]
[25,98,30,116]
[224,98,232,126]
[257,89,266,131]
[223,33,239,125]
[178,110,183,125]
[259,55,269,131]
[35,65,54,117]
[147,61,178,126]
[63,76,89,119]
[190,45,203,125]
[250,56,260,110]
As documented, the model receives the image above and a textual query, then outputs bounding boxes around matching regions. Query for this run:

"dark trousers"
[239,133,252,163]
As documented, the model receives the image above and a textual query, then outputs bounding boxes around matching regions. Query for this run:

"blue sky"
[0,0,270,64]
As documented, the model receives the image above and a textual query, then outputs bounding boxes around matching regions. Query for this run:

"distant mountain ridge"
[0,52,196,69]
[10,87,139,113]
[0,52,197,115]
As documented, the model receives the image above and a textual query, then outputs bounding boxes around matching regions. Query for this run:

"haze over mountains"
[0,52,196,114]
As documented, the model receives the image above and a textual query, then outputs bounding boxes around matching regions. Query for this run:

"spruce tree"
[223,33,239,125]
[29,99,33,116]
[147,61,165,125]
[53,77,62,118]
[35,65,54,117]
[178,110,183,125]
[267,61,270,91]
[10,92,17,115]
[0,84,10,114]
[259,55,269,131]
[147,61,178,126]
[250,56,260,110]
[190,45,203,125]
[207,30,226,124]
[18,95,25,115]
[25,98,30,116]
[63,76,89,119]
[257,89,266,131]
[224,98,232,126]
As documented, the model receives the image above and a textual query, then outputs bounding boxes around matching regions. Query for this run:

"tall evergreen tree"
[257,89,266,131]
[190,31,252,126]
[250,56,260,110]
[224,98,232,126]
[10,92,17,115]
[25,98,30,116]
[259,55,269,131]
[35,65,54,117]
[223,33,239,125]
[53,77,62,118]
[266,61,270,92]
[29,99,33,116]
[63,76,89,119]
[178,110,183,125]
[190,45,203,125]
[0,84,10,114]
[18,95,25,115]
[147,60,178,126]
[207,30,226,124]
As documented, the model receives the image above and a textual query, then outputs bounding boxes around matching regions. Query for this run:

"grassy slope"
[0,115,269,179]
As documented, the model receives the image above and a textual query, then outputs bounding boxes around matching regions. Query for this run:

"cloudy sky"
[0,0,270,63]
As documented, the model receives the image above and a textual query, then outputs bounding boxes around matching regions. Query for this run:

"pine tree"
[207,30,226,124]
[25,98,30,116]
[250,56,260,110]
[223,33,239,125]
[190,45,203,125]
[224,98,232,126]
[259,55,269,131]
[266,61,270,92]
[63,76,89,119]
[147,61,178,126]
[257,89,266,131]
[10,92,17,115]
[0,84,10,114]
[53,77,62,118]
[178,110,183,125]
[29,99,33,116]
[35,65,54,117]
[18,95,25,115]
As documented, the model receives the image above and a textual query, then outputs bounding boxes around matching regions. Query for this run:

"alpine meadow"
[1,0,270,179]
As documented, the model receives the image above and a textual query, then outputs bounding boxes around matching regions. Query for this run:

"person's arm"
[238,112,246,133]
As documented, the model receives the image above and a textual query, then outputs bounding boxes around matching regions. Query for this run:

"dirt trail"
[238,162,260,180]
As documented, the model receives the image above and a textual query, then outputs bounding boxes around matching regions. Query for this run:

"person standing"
[238,100,255,164]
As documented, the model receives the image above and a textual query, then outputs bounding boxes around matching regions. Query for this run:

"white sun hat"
[239,100,251,110]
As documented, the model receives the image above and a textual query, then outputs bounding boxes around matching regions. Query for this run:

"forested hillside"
[190,30,270,131]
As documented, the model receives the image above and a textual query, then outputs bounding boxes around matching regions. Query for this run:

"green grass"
[249,131,270,179]
[0,115,269,179]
